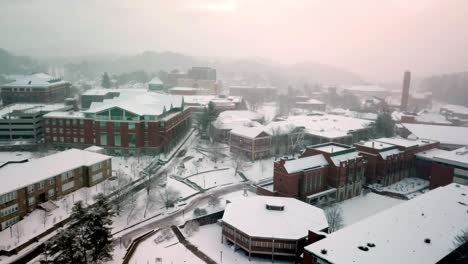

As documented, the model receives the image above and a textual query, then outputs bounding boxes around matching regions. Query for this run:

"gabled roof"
[282,155,328,174]
[304,183,468,264]
[230,126,269,139]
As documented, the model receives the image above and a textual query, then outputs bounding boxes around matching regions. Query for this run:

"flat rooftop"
[43,111,85,119]
[376,137,437,149]
[355,140,396,150]
[0,103,69,118]
[282,154,328,174]
[1,73,68,88]
[402,123,468,146]
[313,144,349,153]
[433,146,468,169]
[305,183,468,264]
[223,196,328,240]
[0,149,110,195]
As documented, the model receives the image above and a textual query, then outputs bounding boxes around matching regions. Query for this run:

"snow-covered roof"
[296,99,325,105]
[230,126,269,139]
[330,151,361,166]
[1,73,69,88]
[0,149,110,195]
[0,103,70,118]
[0,152,32,168]
[212,110,264,130]
[183,95,243,106]
[402,123,468,147]
[355,140,395,150]
[342,85,388,93]
[415,148,450,161]
[84,145,104,153]
[282,155,328,173]
[433,146,468,169]
[169,87,200,91]
[268,114,371,140]
[376,137,437,149]
[314,145,348,153]
[82,88,118,96]
[414,111,451,125]
[379,148,402,160]
[149,77,163,85]
[83,89,183,116]
[304,183,468,264]
[222,196,328,240]
[43,111,85,119]
[229,85,277,90]
[441,104,468,115]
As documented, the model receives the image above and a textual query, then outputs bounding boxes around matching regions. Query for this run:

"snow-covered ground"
[242,157,275,184]
[188,168,239,189]
[188,224,292,264]
[337,192,404,226]
[130,228,204,264]
[368,177,430,199]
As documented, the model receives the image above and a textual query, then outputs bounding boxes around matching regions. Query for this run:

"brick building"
[0,149,111,230]
[303,183,468,264]
[229,126,271,160]
[44,90,191,155]
[301,143,366,201]
[222,196,328,262]
[210,110,264,143]
[416,146,468,189]
[0,73,70,105]
[80,89,121,109]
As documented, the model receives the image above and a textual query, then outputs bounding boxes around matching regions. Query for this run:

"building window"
[65,120,70,125]
[100,134,107,145]
[100,121,106,128]
[48,189,55,198]
[0,204,18,217]
[62,181,75,192]
[61,171,73,181]
[114,134,121,147]
[27,185,35,193]
[39,181,45,190]
[114,122,121,129]
[79,119,84,125]
[129,134,136,147]
[0,191,17,204]
[128,123,135,130]
[28,196,35,206]
[45,128,50,133]
[80,137,84,143]
[1,216,19,230]
[91,172,103,182]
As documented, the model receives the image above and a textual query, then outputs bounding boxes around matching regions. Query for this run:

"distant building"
[400,71,411,111]
[401,123,468,150]
[295,98,326,112]
[303,183,468,264]
[440,104,468,124]
[168,87,206,96]
[44,89,191,155]
[210,110,264,143]
[229,126,271,160]
[148,77,164,91]
[341,85,394,98]
[0,103,72,142]
[0,149,111,230]
[166,67,219,94]
[0,73,70,105]
[80,89,121,109]
[229,85,277,102]
[183,95,245,115]
[187,66,216,80]
[222,196,328,262]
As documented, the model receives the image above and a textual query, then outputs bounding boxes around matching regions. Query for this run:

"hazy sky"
[1,0,468,82]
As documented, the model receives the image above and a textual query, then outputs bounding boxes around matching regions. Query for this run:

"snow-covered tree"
[101,72,111,88]
[325,204,343,233]
[231,152,249,176]
[159,187,181,209]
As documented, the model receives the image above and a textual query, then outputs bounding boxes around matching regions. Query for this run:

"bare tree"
[143,173,163,218]
[82,187,90,205]
[184,221,200,237]
[130,161,139,179]
[270,126,283,159]
[453,229,468,263]
[113,169,130,216]
[208,195,221,208]
[41,210,48,228]
[325,204,344,233]
[231,152,249,177]
[287,126,305,157]
[159,187,181,209]
[209,141,223,167]
[13,223,23,245]
[125,192,138,226]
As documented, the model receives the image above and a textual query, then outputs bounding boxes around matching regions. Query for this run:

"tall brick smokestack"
[401,71,411,111]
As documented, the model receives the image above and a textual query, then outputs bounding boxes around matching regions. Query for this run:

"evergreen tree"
[198,101,217,135]
[373,112,395,138]
[88,194,115,262]
[101,72,111,88]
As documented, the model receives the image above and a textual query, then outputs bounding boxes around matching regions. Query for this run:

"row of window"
[1,216,19,230]
[0,204,18,217]
[0,191,17,205]
[45,119,84,126]
[304,173,323,193]
[46,127,84,134]
[251,241,296,250]
[62,181,75,192]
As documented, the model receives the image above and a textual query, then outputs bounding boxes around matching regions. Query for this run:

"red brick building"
[301,143,366,201]
[222,196,328,262]
[0,149,111,230]
[229,126,271,160]
[43,90,191,155]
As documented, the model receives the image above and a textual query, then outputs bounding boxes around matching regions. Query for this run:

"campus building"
[0,149,111,230]
[44,90,191,155]
[401,123,468,150]
[353,138,439,186]
[222,196,328,262]
[210,110,264,143]
[229,126,271,160]
[303,183,468,264]
[0,103,72,142]
[229,85,278,102]
[0,73,70,105]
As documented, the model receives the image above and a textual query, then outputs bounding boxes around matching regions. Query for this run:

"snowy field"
[188,224,292,264]
[337,192,404,226]
[130,228,204,264]
[242,157,275,184]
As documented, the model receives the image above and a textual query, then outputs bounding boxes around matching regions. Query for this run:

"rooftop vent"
[321,249,327,254]
[367,243,376,248]
[28,81,32,85]
[358,246,369,251]
[266,201,285,211]
[424,238,431,244]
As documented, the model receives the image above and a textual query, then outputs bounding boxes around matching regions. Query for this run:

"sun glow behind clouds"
[191,0,238,12]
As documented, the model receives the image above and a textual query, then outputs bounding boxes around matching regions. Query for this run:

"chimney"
[401,71,411,111]
[372,141,375,148]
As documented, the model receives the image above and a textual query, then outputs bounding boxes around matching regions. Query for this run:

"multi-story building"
[303,183,468,264]
[229,126,271,160]
[148,77,164,91]
[211,110,264,142]
[80,89,121,109]
[187,67,216,80]
[222,196,328,262]
[354,138,439,186]
[0,103,72,142]
[0,148,111,230]
[301,143,366,201]
[229,85,277,102]
[260,143,365,204]
[44,90,191,155]
[0,73,70,105]
[401,123,468,150]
